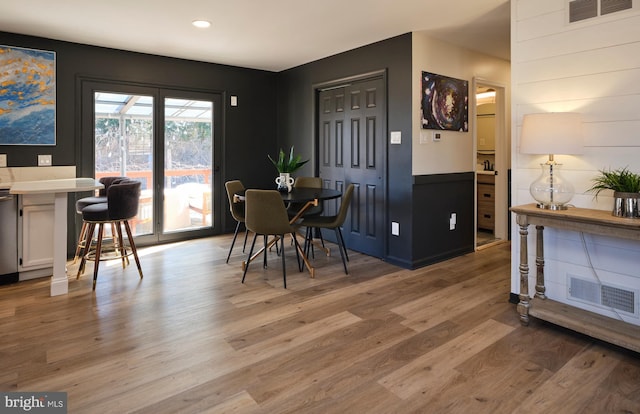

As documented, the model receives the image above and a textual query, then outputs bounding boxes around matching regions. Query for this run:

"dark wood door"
[318,76,386,258]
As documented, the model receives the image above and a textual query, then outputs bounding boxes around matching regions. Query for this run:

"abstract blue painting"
[0,45,56,145]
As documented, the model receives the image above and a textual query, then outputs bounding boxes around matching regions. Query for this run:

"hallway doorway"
[474,79,508,249]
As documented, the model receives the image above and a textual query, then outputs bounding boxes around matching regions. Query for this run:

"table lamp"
[520,112,584,210]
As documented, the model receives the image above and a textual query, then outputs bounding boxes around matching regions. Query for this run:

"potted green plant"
[268,146,308,192]
[587,166,640,218]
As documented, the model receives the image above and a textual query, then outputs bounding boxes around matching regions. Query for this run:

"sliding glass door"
[81,80,222,244]
[93,92,155,236]
[162,97,213,233]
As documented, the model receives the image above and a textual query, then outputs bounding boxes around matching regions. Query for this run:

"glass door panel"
[85,80,222,245]
[94,92,154,237]
[163,97,213,233]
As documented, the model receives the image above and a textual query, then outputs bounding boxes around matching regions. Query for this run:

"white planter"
[275,173,294,193]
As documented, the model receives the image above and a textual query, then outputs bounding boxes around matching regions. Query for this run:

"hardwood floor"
[1,236,639,413]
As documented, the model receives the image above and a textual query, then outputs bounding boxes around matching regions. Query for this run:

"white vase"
[275,173,294,193]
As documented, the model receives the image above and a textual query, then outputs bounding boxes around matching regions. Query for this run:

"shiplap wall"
[511,0,640,324]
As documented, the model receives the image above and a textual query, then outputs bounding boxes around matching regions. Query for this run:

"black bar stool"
[72,176,127,264]
[76,180,144,290]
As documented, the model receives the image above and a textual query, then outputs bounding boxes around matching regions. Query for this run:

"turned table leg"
[516,214,530,325]
[534,225,547,300]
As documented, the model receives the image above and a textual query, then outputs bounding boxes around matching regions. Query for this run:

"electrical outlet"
[391,221,399,236]
[449,213,457,230]
[38,154,52,166]
[0,154,6,168]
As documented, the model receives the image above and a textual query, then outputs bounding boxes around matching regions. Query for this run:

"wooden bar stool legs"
[73,221,90,264]
[122,220,143,279]
[76,222,95,278]
[73,222,124,265]
[76,218,143,290]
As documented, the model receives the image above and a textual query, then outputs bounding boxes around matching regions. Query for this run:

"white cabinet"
[477,103,495,151]
[18,193,54,279]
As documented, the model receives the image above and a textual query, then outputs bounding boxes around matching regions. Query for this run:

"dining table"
[234,186,342,278]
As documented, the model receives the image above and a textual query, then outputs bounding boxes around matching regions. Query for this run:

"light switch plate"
[391,221,399,236]
[38,154,52,166]
[390,131,401,145]
[0,154,6,168]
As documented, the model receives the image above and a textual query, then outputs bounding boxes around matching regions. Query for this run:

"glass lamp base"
[530,162,574,210]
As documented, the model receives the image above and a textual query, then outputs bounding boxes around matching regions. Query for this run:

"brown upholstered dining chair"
[287,176,325,257]
[225,180,248,263]
[242,189,302,288]
[287,176,323,217]
[300,183,354,274]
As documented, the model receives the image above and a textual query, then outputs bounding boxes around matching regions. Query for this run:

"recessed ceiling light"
[192,20,211,28]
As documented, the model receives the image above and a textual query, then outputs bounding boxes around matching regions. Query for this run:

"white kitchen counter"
[0,166,77,189]
[9,178,101,195]
[9,177,103,296]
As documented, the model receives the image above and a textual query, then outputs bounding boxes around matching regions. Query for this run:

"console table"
[510,203,640,353]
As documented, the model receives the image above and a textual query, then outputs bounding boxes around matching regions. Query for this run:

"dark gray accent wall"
[275,34,474,269]
[275,33,415,266]
[412,173,475,268]
[0,31,279,251]
[0,32,277,189]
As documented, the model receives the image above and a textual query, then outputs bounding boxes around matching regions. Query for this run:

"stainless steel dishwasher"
[0,188,19,284]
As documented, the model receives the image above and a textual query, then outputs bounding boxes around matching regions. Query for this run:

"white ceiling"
[0,0,511,72]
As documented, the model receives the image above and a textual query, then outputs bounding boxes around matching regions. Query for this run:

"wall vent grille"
[601,285,635,313]
[601,0,633,15]
[569,0,633,22]
[570,0,598,22]
[568,275,637,315]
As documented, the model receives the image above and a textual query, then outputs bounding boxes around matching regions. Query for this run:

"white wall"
[511,0,640,324]
[412,32,511,176]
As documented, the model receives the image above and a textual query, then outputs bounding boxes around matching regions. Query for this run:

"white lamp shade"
[520,112,584,155]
